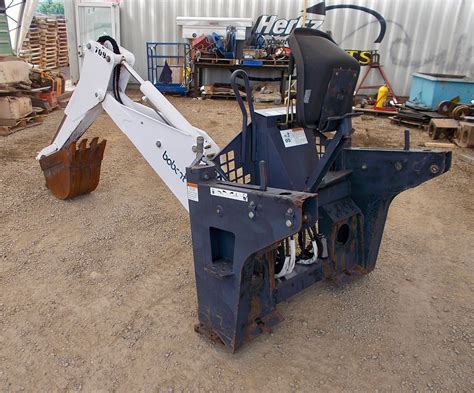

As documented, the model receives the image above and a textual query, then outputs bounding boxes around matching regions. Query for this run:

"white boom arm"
[36,40,219,211]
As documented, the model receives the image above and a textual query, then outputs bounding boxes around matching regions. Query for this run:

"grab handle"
[230,70,257,162]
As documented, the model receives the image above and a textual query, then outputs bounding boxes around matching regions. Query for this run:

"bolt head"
[394,161,403,171]
[430,164,440,174]
[248,211,255,219]
[86,43,91,50]
[106,55,111,63]
[155,141,161,148]
[285,219,293,228]
[287,208,293,214]
[361,164,368,171]
[203,173,210,180]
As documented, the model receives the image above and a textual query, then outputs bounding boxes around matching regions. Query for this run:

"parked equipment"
[428,118,459,140]
[355,50,398,111]
[36,31,451,352]
[454,122,474,148]
[212,26,236,59]
[407,73,474,111]
[147,42,191,95]
[192,26,237,62]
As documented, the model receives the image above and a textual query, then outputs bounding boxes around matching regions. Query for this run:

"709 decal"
[94,46,108,60]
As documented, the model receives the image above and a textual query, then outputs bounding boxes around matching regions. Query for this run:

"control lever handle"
[259,160,268,191]
[230,70,257,162]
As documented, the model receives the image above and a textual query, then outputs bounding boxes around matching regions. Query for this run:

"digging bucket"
[39,137,106,200]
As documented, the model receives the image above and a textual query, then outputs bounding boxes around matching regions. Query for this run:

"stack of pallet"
[20,15,69,70]
[19,18,41,65]
[37,17,58,70]
[56,16,68,67]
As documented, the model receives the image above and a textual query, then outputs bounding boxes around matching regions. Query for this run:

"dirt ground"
[1,97,473,392]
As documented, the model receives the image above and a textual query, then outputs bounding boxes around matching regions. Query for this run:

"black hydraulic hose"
[97,35,123,105]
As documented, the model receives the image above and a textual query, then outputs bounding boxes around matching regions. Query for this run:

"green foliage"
[37,0,64,15]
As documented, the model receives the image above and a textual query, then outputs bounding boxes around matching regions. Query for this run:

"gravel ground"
[0,97,473,392]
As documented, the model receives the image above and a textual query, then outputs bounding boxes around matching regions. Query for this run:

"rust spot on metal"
[194,323,225,346]
[39,137,106,200]
[289,194,310,209]
[266,251,276,291]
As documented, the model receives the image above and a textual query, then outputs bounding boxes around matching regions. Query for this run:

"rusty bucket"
[39,137,107,200]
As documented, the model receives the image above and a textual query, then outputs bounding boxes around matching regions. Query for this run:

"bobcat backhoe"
[36,31,451,352]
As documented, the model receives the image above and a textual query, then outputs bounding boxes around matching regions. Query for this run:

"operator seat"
[288,28,360,131]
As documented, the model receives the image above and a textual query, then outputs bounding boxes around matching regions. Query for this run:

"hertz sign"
[345,50,373,66]
[252,14,376,67]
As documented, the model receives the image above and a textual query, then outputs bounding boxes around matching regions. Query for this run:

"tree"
[37,0,64,15]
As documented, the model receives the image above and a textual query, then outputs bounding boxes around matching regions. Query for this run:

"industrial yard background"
[1,98,473,391]
[0,0,473,391]
[90,0,474,95]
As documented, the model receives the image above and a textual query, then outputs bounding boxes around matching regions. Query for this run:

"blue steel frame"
[146,42,191,96]
[188,100,451,352]
[185,29,452,352]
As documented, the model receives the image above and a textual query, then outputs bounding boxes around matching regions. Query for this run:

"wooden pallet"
[202,90,247,100]
[0,114,44,136]
[196,57,237,65]
[254,92,282,104]
[202,93,243,100]
[258,58,289,66]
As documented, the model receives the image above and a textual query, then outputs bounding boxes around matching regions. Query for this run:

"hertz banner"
[251,13,378,67]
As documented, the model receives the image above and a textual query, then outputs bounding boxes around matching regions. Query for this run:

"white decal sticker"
[280,128,308,148]
[187,182,199,202]
[210,187,248,202]
[304,89,311,103]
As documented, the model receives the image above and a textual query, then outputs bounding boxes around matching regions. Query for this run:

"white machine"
[37,38,219,209]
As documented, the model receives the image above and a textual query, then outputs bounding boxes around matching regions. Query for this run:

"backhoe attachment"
[39,137,106,199]
[36,37,219,209]
[37,31,451,353]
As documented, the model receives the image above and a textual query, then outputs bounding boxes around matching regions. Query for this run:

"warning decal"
[210,187,248,202]
[280,128,308,148]
[187,182,199,202]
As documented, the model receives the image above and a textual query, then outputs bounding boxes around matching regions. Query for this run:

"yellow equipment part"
[375,84,389,108]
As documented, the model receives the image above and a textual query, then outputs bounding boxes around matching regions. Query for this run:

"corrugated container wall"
[110,0,472,96]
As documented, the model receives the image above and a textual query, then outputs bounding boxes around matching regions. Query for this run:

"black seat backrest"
[288,28,360,131]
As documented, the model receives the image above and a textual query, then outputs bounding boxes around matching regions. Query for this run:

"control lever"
[259,160,268,191]
[230,70,257,162]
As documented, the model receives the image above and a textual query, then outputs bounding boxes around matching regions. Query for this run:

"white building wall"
[67,0,474,96]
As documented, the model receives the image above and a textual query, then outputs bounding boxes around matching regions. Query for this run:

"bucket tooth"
[89,137,99,149]
[39,138,107,200]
